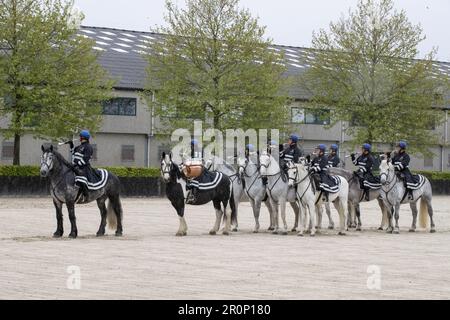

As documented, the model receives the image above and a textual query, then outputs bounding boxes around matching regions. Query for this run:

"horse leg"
[110,195,123,236]
[325,202,335,229]
[393,204,400,234]
[333,199,346,235]
[297,203,305,237]
[67,202,78,239]
[210,200,223,235]
[272,201,280,235]
[426,198,436,233]
[308,202,316,237]
[264,199,275,231]
[96,196,108,237]
[290,201,300,232]
[355,203,362,231]
[53,199,64,238]
[175,204,187,236]
[386,205,394,233]
[378,199,387,230]
[316,204,322,230]
[252,199,261,233]
[409,201,418,232]
[232,189,239,232]
[279,199,288,235]
[222,200,231,236]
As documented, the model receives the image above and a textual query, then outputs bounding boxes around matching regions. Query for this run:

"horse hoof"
[115,231,123,237]
[281,231,288,236]
[378,227,384,231]
[253,230,259,234]
[338,232,346,236]
[291,228,297,232]
[176,232,185,237]
[232,228,238,232]
[271,231,278,235]
[409,229,416,233]
[310,233,316,237]
[328,226,334,230]
[53,232,63,238]
[209,230,217,236]
[430,229,436,234]
[393,230,400,234]
[68,233,77,239]
[268,227,275,231]
[297,232,304,237]
[223,231,230,236]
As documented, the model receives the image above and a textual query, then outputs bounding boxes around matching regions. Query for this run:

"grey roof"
[80,26,450,101]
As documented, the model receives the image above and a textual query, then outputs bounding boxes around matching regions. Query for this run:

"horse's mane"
[52,150,73,168]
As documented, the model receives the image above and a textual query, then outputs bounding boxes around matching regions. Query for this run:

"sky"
[74,0,450,62]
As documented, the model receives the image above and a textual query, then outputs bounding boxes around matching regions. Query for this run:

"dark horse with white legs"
[40,145,123,238]
[160,152,236,236]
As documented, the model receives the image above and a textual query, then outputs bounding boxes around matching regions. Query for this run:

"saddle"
[186,170,224,191]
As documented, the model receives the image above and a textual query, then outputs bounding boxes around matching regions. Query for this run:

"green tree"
[144,0,290,134]
[300,0,449,155]
[0,0,113,165]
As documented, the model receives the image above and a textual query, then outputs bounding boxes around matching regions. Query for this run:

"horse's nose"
[40,169,47,177]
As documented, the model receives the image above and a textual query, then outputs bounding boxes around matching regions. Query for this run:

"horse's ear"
[161,152,166,160]
[50,145,53,152]
[41,145,45,153]
[169,152,172,160]
[386,152,391,160]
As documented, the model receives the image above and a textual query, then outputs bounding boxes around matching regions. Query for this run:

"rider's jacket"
[280,143,303,163]
[310,154,329,173]
[352,153,375,174]
[327,154,340,168]
[71,141,93,168]
[392,151,411,174]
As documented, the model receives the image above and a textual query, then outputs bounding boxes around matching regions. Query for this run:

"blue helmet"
[330,144,339,151]
[191,139,199,146]
[246,144,255,152]
[362,143,372,152]
[317,144,326,152]
[289,134,299,143]
[79,130,91,139]
[398,141,407,149]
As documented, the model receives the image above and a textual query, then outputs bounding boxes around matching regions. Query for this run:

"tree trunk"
[13,133,20,165]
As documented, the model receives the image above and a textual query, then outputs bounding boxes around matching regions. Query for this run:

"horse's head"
[379,153,393,185]
[286,161,297,187]
[259,151,272,176]
[160,152,174,182]
[40,144,55,177]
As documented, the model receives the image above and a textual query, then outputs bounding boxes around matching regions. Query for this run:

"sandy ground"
[0,196,450,300]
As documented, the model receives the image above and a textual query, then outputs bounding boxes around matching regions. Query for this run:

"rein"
[380,166,398,207]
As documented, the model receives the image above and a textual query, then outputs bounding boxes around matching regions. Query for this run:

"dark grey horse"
[40,145,123,238]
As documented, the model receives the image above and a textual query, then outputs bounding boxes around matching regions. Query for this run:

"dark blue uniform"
[327,154,340,168]
[392,151,420,192]
[352,153,381,190]
[310,154,339,193]
[280,143,303,163]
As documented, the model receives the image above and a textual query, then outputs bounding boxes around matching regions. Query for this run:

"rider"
[280,134,303,164]
[309,144,339,201]
[392,141,415,200]
[185,139,203,204]
[327,144,340,168]
[67,130,94,199]
[351,143,380,201]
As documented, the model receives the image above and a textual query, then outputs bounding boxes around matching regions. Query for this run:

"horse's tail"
[230,188,237,226]
[419,197,429,229]
[107,200,117,230]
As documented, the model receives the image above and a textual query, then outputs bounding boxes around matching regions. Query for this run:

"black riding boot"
[364,189,370,201]
[262,177,268,186]
[76,182,89,202]
[186,188,197,204]
[324,191,329,202]
[408,189,414,200]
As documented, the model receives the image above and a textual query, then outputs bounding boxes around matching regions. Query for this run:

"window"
[291,107,330,125]
[103,98,137,116]
[424,157,434,168]
[91,144,98,161]
[1,142,14,160]
[121,145,135,162]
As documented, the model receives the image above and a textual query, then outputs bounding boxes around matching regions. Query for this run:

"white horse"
[237,154,275,232]
[379,156,435,234]
[287,160,350,235]
[286,161,317,236]
[205,155,244,231]
[259,152,301,235]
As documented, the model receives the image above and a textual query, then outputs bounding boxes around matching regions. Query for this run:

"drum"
[183,159,204,179]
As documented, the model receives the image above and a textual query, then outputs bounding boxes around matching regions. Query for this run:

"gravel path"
[0,196,449,299]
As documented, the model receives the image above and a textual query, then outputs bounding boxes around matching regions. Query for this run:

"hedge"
[0,165,161,178]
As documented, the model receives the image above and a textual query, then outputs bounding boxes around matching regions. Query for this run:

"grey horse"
[237,154,275,233]
[205,155,243,231]
[40,145,123,238]
[259,152,300,235]
[379,156,435,234]
[329,167,389,231]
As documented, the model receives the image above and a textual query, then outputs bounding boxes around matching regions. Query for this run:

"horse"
[160,152,236,236]
[40,145,123,238]
[237,154,275,233]
[286,161,317,236]
[205,155,243,231]
[259,151,301,235]
[379,155,435,234]
[287,159,349,235]
[328,167,389,231]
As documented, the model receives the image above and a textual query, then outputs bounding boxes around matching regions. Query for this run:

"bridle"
[238,157,261,197]
[161,158,173,178]
[379,161,398,206]
[40,152,53,174]
[288,164,313,203]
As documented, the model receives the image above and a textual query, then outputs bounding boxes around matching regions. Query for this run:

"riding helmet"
[289,134,300,143]
[79,130,91,140]
[317,144,326,152]
[330,144,338,151]
[362,143,372,152]
[398,141,407,149]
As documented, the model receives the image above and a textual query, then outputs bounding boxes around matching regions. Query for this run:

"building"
[1,26,450,170]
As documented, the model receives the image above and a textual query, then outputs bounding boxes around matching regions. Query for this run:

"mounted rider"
[351,143,381,201]
[185,139,203,204]
[280,134,303,165]
[309,144,340,201]
[327,144,341,168]
[66,130,95,200]
[392,141,417,200]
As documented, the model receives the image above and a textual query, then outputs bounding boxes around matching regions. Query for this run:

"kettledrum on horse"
[160,146,236,236]
[40,130,123,238]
